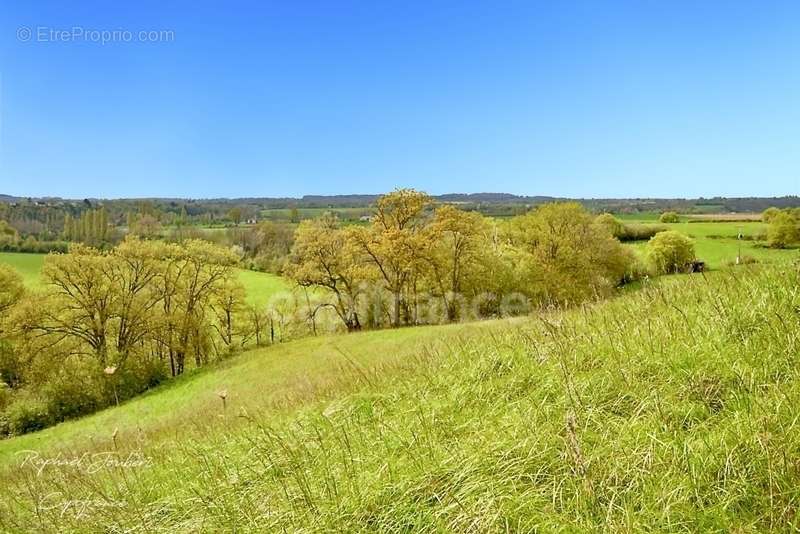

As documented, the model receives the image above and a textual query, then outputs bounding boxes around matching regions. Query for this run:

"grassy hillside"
[0,265,798,531]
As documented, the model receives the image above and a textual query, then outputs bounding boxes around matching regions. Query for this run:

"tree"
[285,214,368,331]
[762,207,781,224]
[130,214,162,239]
[423,205,489,321]
[659,212,680,223]
[351,189,432,326]
[767,211,799,248]
[210,279,247,348]
[155,240,239,375]
[0,265,24,319]
[0,221,19,247]
[227,207,243,226]
[508,203,636,305]
[646,230,696,274]
[35,245,119,367]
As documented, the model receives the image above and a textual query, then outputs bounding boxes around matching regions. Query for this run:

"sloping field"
[0,265,799,531]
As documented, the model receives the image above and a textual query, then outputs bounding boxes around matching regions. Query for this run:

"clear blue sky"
[1,1,799,199]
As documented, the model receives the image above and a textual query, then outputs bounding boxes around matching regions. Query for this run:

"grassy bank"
[0,264,798,531]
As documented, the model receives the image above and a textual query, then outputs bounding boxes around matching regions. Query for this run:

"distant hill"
[1,192,798,213]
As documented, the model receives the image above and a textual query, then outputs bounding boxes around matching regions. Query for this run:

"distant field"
[687,212,762,221]
[624,220,798,269]
[0,252,294,305]
[259,207,372,222]
[614,211,661,221]
[0,252,45,287]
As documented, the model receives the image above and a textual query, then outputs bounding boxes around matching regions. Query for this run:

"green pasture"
[0,252,45,287]
[0,252,294,305]
[624,220,798,269]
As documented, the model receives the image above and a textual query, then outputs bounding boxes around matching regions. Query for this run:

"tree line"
[284,190,643,332]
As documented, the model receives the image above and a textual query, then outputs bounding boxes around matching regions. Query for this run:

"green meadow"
[0,252,291,306]
[0,253,45,288]
[624,220,798,269]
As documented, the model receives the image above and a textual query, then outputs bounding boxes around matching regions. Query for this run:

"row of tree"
[63,208,109,244]
[284,190,641,332]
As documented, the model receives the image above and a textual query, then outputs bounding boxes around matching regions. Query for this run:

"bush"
[41,374,103,422]
[616,223,667,242]
[762,207,781,223]
[4,393,52,435]
[646,230,696,274]
[594,213,623,238]
[659,211,680,223]
[114,358,169,399]
[767,211,799,248]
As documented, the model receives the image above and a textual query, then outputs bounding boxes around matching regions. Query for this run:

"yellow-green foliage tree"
[227,207,243,225]
[508,203,636,305]
[5,237,243,423]
[285,213,369,331]
[646,230,696,274]
[154,240,240,375]
[659,211,680,223]
[762,207,781,224]
[423,205,490,321]
[350,189,432,327]
[766,210,799,248]
[0,265,24,318]
[0,220,19,248]
[62,208,109,244]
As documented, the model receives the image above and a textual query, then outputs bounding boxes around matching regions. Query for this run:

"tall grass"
[0,265,799,532]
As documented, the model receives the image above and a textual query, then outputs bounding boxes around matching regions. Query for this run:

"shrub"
[41,374,103,422]
[646,230,696,274]
[616,223,667,242]
[767,211,799,248]
[4,393,52,435]
[594,213,623,238]
[762,207,781,223]
[659,211,680,223]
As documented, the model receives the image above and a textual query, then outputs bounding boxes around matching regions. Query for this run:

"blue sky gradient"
[1,1,799,198]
